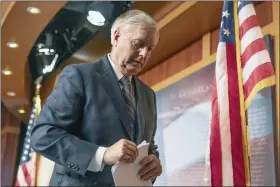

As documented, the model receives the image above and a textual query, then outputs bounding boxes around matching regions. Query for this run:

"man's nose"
[139,47,149,58]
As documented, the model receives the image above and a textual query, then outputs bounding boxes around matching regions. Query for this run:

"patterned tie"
[120,76,136,140]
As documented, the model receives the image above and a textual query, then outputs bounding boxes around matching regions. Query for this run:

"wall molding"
[1,1,16,27]
[152,53,216,92]
[157,1,197,30]
[1,126,20,135]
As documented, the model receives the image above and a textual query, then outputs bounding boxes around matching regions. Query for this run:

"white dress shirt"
[87,54,129,172]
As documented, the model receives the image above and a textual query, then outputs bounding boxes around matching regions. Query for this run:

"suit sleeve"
[148,90,159,159]
[30,65,98,176]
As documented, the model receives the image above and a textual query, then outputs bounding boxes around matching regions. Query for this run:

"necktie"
[120,76,136,140]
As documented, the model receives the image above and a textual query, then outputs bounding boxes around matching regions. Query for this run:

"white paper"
[111,141,152,186]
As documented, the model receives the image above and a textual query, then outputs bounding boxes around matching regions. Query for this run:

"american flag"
[15,94,41,186]
[204,1,275,186]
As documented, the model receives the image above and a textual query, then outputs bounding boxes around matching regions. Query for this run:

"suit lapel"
[97,55,134,141]
[133,77,146,144]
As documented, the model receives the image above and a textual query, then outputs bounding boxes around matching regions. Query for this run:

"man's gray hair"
[110,9,157,45]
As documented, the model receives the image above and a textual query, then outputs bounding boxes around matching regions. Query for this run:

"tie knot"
[120,76,131,89]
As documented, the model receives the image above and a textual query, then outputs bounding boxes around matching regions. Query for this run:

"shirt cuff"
[87,146,107,172]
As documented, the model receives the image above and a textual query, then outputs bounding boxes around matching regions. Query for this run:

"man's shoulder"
[61,59,103,76]
[135,77,155,95]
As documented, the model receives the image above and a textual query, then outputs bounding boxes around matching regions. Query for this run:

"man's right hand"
[103,139,138,165]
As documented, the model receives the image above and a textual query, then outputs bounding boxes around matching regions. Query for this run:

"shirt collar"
[107,53,131,82]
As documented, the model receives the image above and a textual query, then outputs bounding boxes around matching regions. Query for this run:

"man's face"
[112,25,159,76]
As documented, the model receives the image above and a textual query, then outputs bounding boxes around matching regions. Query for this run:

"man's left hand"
[138,154,162,181]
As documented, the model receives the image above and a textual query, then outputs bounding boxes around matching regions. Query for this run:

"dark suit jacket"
[30,55,159,186]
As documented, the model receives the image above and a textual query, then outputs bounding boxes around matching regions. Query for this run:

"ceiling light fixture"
[42,53,59,74]
[7,41,19,48]
[7,91,16,97]
[38,48,50,53]
[87,11,105,26]
[18,107,26,114]
[27,6,41,14]
[2,67,13,75]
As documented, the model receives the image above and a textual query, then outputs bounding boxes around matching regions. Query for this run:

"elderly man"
[30,9,162,186]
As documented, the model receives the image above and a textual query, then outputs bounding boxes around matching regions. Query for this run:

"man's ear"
[112,29,120,47]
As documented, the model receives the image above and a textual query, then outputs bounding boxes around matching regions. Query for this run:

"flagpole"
[15,75,44,186]
[33,76,43,186]
[233,2,251,186]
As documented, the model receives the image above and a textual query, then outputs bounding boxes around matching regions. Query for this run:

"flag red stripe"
[226,44,246,186]
[239,15,258,40]
[210,74,223,186]
[15,179,20,186]
[243,62,275,99]
[22,164,32,186]
[241,38,267,68]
